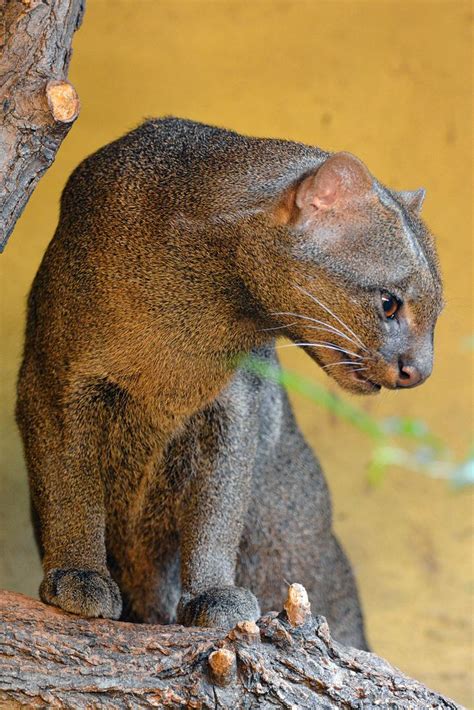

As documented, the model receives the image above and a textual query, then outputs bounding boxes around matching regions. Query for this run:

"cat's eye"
[381,291,401,319]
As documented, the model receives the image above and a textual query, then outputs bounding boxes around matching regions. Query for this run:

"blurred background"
[0,0,472,704]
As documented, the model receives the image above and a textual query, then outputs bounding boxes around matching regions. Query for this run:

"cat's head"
[240,152,443,394]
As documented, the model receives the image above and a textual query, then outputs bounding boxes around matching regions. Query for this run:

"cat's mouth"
[348,367,382,393]
[286,334,383,394]
[315,348,383,394]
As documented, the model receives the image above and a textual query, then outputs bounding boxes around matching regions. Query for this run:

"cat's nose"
[395,361,425,388]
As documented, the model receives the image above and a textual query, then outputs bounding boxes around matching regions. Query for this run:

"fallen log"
[0,585,463,709]
[0,0,84,251]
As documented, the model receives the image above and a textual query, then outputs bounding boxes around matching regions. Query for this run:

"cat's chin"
[304,345,382,394]
[347,375,382,395]
[330,368,382,395]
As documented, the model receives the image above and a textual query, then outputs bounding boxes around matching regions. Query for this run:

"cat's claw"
[40,568,122,619]
[177,586,260,628]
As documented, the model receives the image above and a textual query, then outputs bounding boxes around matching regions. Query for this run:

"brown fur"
[16,118,442,647]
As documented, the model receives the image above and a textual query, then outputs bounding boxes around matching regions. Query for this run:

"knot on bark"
[227,619,261,643]
[283,582,312,626]
[46,80,80,123]
[208,648,237,687]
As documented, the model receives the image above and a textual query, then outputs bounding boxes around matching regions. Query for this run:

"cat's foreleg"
[176,398,261,628]
[17,375,122,620]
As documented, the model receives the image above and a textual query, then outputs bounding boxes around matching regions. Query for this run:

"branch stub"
[46,80,80,123]
[227,619,261,643]
[284,583,312,627]
[208,648,236,687]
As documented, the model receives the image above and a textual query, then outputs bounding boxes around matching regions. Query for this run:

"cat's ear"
[295,152,373,211]
[398,188,426,214]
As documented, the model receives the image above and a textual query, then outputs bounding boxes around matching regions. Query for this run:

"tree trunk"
[0,587,463,709]
[0,0,84,251]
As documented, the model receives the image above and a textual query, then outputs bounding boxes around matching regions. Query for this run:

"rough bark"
[0,0,84,252]
[0,588,463,709]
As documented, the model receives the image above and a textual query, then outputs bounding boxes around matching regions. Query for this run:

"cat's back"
[61,117,250,211]
[57,117,324,235]
[27,118,323,344]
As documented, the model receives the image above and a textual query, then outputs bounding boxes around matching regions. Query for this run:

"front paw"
[40,568,122,619]
[177,586,260,628]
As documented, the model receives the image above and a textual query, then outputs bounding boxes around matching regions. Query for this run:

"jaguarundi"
[16,117,443,649]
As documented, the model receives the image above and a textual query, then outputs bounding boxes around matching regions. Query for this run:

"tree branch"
[0,587,463,709]
[0,0,84,252]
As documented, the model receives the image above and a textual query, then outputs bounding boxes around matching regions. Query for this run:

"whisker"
[322,364,369,373]
[270,311,361,349]
[276,342,362,358]
[294,284,368,350]
[258,321,300,332]
[322,360,364,370]
[303,325,363,347]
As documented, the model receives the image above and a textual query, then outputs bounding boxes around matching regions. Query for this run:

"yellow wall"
[1,1,472,704]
